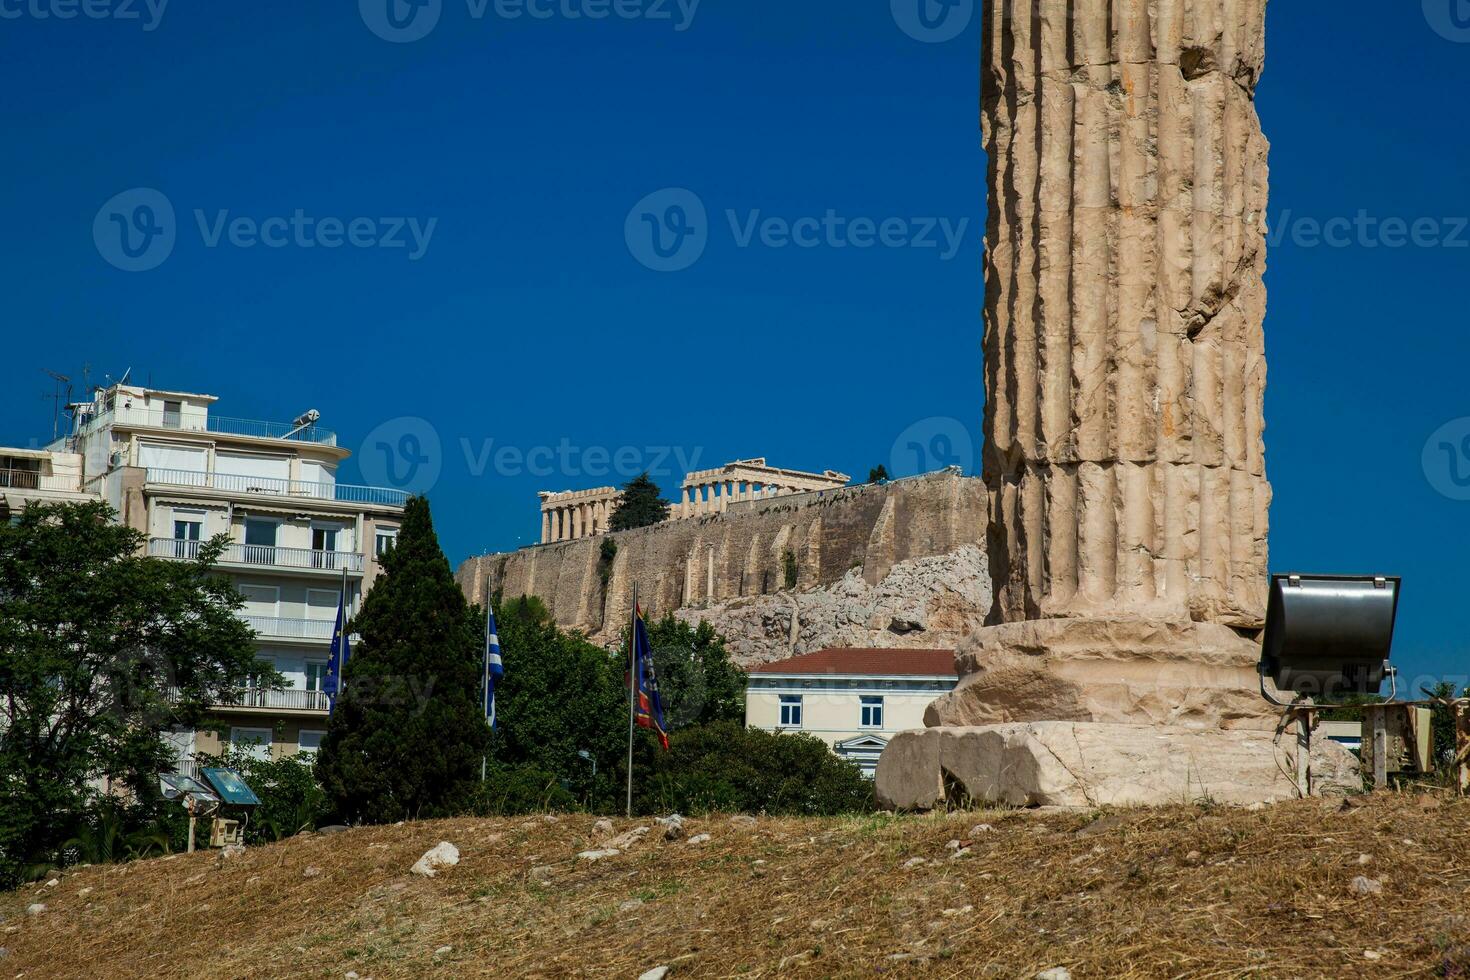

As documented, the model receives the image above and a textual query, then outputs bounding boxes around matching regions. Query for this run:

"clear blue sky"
[2,2,1467,688]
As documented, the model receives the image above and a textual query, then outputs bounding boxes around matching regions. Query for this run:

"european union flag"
[323,582,350,713]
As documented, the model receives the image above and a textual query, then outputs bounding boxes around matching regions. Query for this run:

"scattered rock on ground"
[1351,876,1383,896]
[218,844,246,860]
[637,967,670,980]
[1036,969,1073,980]
[25,904,44,916]
[592,818,615,838]
[687,833,712,845]
[606,826,650,850]
[434,945,453,956]
[729,815,757,830]
[970,823,995,835]
[410,842,460,878]
[77,887,93,897]
[303,866,321,878]
[657,815,687,841]
[318,825,350,836]
[577,848,620,862]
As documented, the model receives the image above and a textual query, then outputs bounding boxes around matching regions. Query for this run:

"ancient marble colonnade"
[676,458,849,518]
[538,487,619,544]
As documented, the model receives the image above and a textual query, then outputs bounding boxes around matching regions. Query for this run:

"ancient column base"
[924,617,1283,733]
[875,722,1361,811]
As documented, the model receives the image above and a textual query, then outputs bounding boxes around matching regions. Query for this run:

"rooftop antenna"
[42,370,72,442]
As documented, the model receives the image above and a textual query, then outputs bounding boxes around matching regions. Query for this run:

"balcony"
[88,405,338,445]
[170,686,329,713]
[0,468,82,493]
[241,614,336,642]
[149,537,365,573]
[145,467,408,507]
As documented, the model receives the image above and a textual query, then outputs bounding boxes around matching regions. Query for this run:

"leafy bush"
[639,721,874,816]
[461,764,580,816]
[782,550,798,590]
[200,748,331,844]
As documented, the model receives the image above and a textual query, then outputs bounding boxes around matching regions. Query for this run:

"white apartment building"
[0,446,98,517]
[745,648,959,777]
[42,382,408,770]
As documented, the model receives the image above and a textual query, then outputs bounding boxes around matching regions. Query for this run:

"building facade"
[745,648,958,777]
[42,382,408,770]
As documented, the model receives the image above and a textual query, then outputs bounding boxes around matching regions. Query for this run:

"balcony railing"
[0,468,82,492]
[149,537,365,572]
[144,467,408,507]
[169,686,329,712]
[241,615,336,642]
[91,405,337,445]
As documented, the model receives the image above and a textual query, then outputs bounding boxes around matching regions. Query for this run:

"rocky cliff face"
[675,545,989,667]
[457,470,991,665]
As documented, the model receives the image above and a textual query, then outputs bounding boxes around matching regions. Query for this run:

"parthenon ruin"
[538,458,851,544]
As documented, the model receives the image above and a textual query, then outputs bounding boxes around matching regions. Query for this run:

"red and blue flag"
[632,605,669,750]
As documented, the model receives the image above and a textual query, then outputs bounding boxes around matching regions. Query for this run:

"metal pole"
[1370,706,1390,791]
[626,584,638,819]
[482,595,491,783]
[1295,710,1312,799]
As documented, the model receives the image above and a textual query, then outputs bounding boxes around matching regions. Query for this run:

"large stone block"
[875,722,1360,810]
[924,617,1280,732]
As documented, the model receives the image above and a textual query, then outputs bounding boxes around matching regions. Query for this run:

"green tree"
[868,464,889,483]
[645,616,747,730]
[609,473,670,531]
[639,722,873,816]
[203,746,330,844]
[314,497,490,824]
[0,501,266,887]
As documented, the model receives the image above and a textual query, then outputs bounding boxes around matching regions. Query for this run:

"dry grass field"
[2,793,1468,978]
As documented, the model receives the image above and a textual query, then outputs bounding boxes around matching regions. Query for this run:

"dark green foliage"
[486,600,628,807]
[0,501,266,888]
[598,537,617,586]
[639,721,874,816]
[314,497,490,824]
[645,616,747,730]
[464,763,580,816]
[782,550,798,590]
[609,473,670,531]
[204,747,330,844]
[868,464,889,483]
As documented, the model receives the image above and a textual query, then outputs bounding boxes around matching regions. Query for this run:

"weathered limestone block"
[982,0,1273,629]
[925,617,1279,732]
[876,723,1360,811]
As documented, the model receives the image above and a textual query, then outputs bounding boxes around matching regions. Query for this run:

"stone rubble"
[409,842,460,878]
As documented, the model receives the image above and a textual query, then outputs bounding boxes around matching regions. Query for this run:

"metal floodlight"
[1260,573,1401,699]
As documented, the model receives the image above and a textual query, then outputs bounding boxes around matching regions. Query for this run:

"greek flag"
[483,604,504,729]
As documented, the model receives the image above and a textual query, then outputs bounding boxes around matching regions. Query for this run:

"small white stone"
[592,818,615,838]
[77,887,93,897]
[1350,876,1383,896]
[45,878,58,888]
[434,945,453,956]
[1357,854,1373,866]
[969,823,995,835]
[303,866,321,878]
[25,904,45,916]
[346,973,360,980]
[729,815,757,829]
[1364,950,1384,961]
[1036,969,1073,980]
[577,848,620,862]
[410,842,460,878]
[903,857,927,869]
[638,967,670,980]
[686,833,712,845]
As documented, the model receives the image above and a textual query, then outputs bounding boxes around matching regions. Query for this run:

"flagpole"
[626,583,638,819]
[338,565,349,702]
[482,592,491,783]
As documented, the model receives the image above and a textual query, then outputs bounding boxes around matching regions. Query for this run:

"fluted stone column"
[982,0,1270,631]
[541,511,551,544]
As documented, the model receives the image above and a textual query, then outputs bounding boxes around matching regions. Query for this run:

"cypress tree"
[315,497,489,823]
[609,473,670,531]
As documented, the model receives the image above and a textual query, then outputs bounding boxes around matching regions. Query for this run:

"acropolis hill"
[456,470,990,665]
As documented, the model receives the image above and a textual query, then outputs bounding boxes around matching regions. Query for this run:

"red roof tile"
[748,647,957,677]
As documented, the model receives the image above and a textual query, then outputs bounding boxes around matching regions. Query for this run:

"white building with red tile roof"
[744,648,958,777]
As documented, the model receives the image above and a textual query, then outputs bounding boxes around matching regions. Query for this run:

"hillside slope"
[2,795,1468,978]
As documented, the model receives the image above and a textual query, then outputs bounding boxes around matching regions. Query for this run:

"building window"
[860,695,884,729]
[305,661,328,692]
[229,727,273,761]
[297,730,326,755]
[243,518,277,563]
[375,527,398,558]
[170,508,204,558]
[311,526,339,568]
[779,695,803,728]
